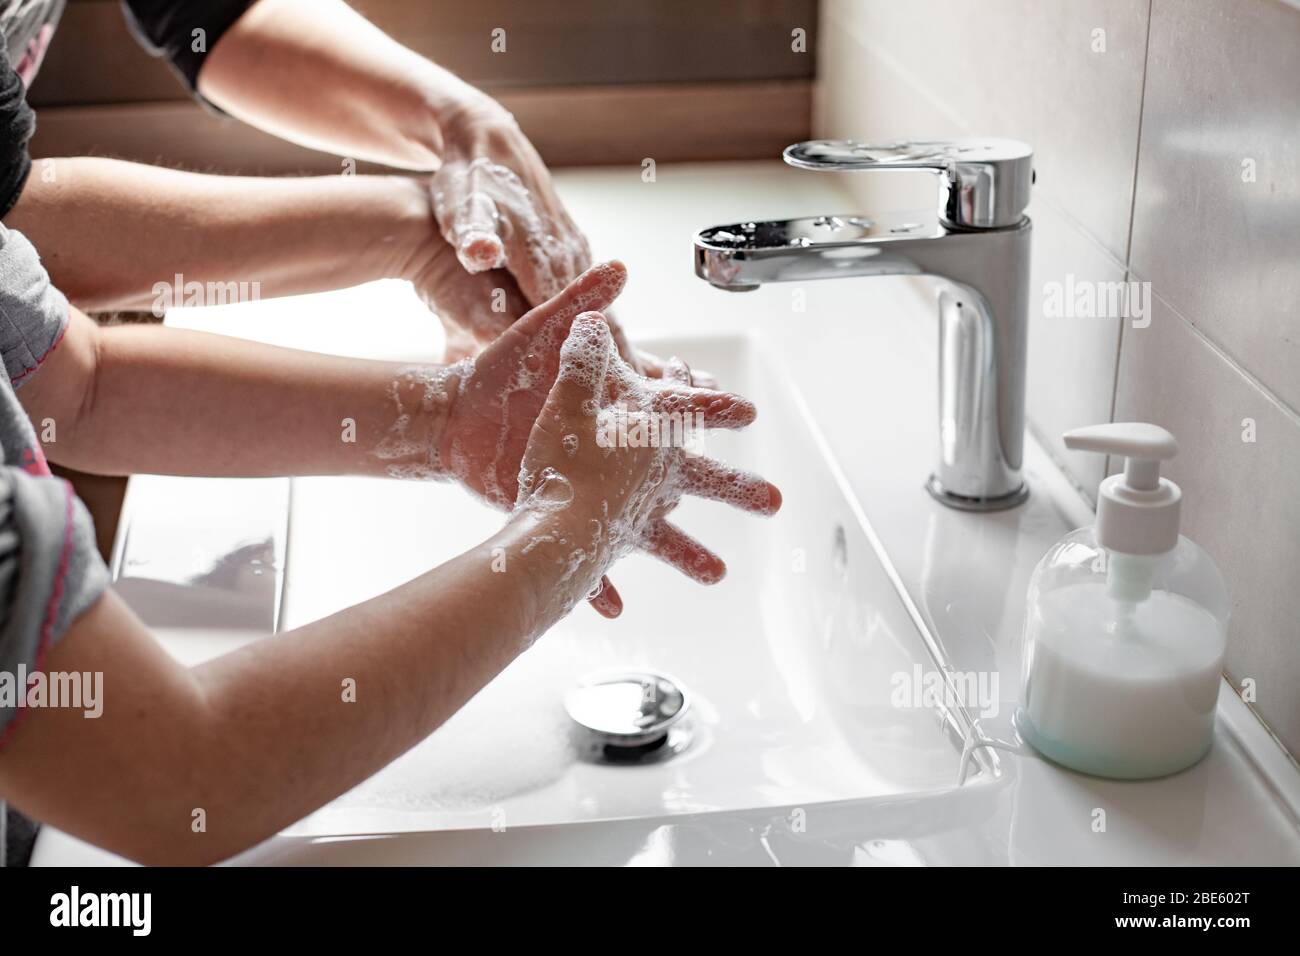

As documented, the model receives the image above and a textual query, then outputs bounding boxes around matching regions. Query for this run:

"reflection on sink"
[275,331,988,841]
[113,476,288,633]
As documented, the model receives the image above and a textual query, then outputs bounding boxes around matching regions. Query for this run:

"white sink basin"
[272,331,988,844]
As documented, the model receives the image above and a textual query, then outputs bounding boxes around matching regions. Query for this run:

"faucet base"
[925,475,1029,512]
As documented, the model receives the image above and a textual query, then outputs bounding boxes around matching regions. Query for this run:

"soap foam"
[381,263,630,518]
[334,641,579,813]
[372,360,474,481]
[431,157,593,305]
[518,467,575,513]
[510,311,776,608]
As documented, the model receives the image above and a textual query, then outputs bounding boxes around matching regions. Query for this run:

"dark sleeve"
[121,0,259,95]
[0,44,34,219]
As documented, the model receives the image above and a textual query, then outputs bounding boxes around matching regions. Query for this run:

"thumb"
[548,312,614,414]
[476,261,627,381]
[516,260,627,342]
[431,164,508,272]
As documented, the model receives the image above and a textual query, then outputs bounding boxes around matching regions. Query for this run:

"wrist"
[405,62,498,152]
[369,175,442,285]
[425,86,516,162]
[495,508,609,622]
[371,361,465,481]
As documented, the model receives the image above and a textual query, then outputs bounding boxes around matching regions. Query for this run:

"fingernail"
[458,233,506,270]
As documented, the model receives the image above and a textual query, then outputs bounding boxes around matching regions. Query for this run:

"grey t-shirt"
[0,224,109,866]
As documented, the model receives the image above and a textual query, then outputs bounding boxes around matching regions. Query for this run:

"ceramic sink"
[263,330,992,846]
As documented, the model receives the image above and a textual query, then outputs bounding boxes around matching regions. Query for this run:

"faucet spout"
[694,202,1031,510]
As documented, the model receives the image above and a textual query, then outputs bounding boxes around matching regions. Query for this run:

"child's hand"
[435,260,632,506]
[373,260,630,490]
[511,312,781,620]
[374,259,773,616]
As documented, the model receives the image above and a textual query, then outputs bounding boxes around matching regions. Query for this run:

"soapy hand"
[512,311,781,620]
[427,98,647,370]
[373,260,771,616]
[372,262,629,489]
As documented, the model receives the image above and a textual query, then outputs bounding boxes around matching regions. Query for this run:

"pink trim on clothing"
[0,480,76,750]
[19,444,50,478]
[15,25,56,87]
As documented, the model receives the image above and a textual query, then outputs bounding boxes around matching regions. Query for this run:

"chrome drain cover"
[565,670,693,764]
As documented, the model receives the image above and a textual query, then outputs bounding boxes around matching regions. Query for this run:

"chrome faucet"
[694,138,1034,511]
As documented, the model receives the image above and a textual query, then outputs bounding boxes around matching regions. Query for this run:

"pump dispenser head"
[1063,423,1182,602]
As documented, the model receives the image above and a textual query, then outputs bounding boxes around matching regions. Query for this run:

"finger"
[652,386,757,429]
[679,457,782,515]
[687,367,719,389]
[462,173,571,308]
[473,261,627,391]
[639,350,719,388]
[542,261,627,329]
[587,575,623,618]
[490,157,589,307]
[550,312,614,411]
[598,307,645,374]
[638,350,667,379]
[511,260,628,350]
[663,356,691,385]
[433,165,508,273]
[639,519,727,585]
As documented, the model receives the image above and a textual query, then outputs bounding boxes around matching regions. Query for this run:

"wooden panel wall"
[27,0,817,171]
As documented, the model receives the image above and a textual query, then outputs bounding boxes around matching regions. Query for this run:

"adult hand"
[404,228,530,361]
[427,97,645,370]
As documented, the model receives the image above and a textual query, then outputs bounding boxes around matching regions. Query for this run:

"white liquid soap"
[1017,423,1230,779]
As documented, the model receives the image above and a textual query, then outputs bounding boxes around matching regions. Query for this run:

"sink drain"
[565,670,693,764]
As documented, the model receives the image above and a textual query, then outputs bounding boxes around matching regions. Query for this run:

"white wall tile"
[822,0,1148,260]
[818,0,1300,752]
[816,0,1136,494]
[1113,296,1300,752]
[1129,0,1300,413]
[1024,201,1126,495]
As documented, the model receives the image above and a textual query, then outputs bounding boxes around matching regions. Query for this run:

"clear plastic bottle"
[1016,424,1230,779]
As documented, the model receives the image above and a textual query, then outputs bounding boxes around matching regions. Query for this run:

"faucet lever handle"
[783,138,1033,230]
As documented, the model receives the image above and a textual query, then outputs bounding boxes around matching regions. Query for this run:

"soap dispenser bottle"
[1017,423,1230,779]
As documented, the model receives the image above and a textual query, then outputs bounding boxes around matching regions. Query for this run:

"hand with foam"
[374,263,630,492]
[428,261,634,508]
[511,311,782,620]
[426,98,647,370]
[377,259,773,616]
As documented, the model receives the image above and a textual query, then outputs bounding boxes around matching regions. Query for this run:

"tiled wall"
[816,0,1300,755]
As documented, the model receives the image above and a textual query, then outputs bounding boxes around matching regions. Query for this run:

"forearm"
[198,0,469,169]
[46,309,454,479]
[4,512,575,865]
[6,157,435,312]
